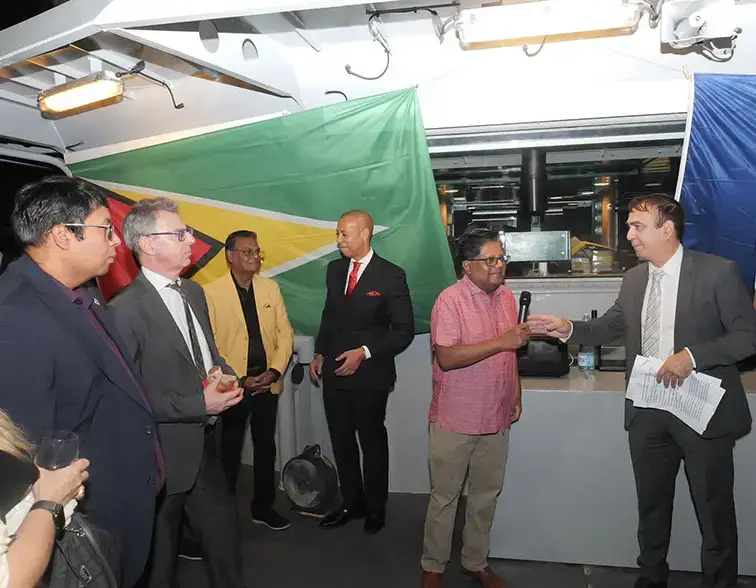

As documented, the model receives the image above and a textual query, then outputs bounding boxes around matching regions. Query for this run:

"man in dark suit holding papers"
[529,194,756,588]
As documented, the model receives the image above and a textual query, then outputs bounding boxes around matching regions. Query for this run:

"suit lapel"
[134,274,194,366]
[674,249,695,350]
[349,255,379,301]
[184,283,214,350]
[90,303,152,412]
[226,272,246,331]
[336,258,350,303]
[628,262,649,354]
[16,258,150,414]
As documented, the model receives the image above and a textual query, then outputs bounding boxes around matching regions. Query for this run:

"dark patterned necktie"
[167,281,207,379]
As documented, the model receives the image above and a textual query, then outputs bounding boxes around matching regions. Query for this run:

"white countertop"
[522,368,756,394]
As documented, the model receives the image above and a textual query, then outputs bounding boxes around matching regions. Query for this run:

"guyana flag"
[69,89,456,335]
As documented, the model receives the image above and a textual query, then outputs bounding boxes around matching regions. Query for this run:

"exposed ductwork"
[519,148,546,230]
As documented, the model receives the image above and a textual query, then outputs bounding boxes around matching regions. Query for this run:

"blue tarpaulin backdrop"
[678,73,756,296]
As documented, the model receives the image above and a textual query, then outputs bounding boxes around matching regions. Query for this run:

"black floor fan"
[281,444,338,518]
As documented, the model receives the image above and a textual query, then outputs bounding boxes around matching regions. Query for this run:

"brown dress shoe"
[462,566,507,588]
[422,571,443,588]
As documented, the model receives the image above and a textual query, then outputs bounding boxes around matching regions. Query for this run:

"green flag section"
[70,88,456,335]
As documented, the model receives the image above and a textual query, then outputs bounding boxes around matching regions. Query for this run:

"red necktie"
[346,261,361,298]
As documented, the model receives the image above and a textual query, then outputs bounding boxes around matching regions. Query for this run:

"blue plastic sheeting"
[678,73,756,296]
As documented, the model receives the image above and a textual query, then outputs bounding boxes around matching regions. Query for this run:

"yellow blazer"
[203,272,294,395]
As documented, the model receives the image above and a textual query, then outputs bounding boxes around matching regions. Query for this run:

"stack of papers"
[626,356,725,435]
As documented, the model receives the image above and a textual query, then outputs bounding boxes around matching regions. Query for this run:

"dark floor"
[177,466,755,588]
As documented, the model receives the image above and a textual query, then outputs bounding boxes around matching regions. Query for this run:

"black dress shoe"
[632,577,667,588]
[319,507,366,529]
[363,511,385,534]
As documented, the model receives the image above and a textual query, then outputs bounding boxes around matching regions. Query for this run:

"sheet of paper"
[626,356,725,435]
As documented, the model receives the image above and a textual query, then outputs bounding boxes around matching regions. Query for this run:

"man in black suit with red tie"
[310,210,415,534]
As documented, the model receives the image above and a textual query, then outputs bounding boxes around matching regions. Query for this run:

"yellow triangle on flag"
[92,181,339,285]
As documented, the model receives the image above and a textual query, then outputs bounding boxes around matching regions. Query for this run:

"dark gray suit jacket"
[109,272,235,494]
[571,249,756,439]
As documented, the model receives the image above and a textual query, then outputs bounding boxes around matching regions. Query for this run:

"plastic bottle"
[578,311,597,377]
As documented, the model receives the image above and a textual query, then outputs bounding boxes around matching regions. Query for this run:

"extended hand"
[527,314,572,338]
[656,350,694,388]
[334,348,366,377]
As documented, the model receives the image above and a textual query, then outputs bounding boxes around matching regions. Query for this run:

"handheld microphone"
[518,291,531,324]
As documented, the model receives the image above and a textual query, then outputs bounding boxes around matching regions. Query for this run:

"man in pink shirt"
[421,228,529,588]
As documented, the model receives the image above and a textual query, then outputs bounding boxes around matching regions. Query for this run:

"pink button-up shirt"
[429,275,519,435]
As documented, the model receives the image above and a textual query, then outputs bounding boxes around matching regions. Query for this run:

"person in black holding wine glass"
[0,409,90,588]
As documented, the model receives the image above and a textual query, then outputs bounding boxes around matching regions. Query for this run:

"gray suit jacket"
[109,273,235,494]
[571,249,756,439]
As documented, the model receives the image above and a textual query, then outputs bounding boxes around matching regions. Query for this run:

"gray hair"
[122,197,179,253]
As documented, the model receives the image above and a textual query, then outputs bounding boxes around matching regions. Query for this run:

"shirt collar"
[654,245,683,277]
[53,278,96,309]
[351,248,374,266]
[460,274,504,298]
[142,267,176,292]
[230,270,255,292]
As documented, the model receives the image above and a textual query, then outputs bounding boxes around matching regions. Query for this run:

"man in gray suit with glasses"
[529,194,756,588]
[109,197,248,588]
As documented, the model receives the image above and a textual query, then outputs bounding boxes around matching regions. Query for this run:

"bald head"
[336,210,374,260]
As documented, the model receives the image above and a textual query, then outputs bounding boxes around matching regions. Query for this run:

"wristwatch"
[29,500,65,532]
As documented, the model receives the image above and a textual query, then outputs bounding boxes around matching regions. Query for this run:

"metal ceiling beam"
[0,0,111,66]
[427,114,688,155]
[282,12,321,52]
[68,45,166,83]
[0,89,37,109]
[25,57,88,80]
[431,144,683,170]
[111,27,301,101]
[0,75,50,91]
[94,0,388,29]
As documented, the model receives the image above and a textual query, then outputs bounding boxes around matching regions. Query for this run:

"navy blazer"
[0,255,160,588]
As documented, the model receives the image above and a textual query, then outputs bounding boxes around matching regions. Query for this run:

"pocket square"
[366,291,382,297]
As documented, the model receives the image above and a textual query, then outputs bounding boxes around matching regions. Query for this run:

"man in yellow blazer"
[203,230,294,531]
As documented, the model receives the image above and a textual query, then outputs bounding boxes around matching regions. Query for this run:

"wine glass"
[35,430,80,470]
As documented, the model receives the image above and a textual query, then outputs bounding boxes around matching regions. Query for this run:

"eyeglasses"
[147,227,194,242]
[467,254,510,267]
[64,222,115,241]
[228,248,264,259]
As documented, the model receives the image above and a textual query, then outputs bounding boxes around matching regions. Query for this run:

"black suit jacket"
[0,256,160,588]
[571,249,756,439]
[315,253,415,391]
[109,272,234,495]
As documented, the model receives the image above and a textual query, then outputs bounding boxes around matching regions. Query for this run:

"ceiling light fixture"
[456,1,642,51]
[38,71,123,119]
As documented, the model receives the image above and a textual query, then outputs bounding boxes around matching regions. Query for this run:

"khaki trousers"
[421,422,509,573]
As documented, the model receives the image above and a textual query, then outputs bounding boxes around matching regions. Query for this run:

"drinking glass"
[35,430,79,470]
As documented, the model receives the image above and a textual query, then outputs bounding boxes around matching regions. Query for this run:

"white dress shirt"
[343,248,374,294]
[641,246,696,365]
[343,248,374,360]
[142,267,214,374]
[565,246,695,366]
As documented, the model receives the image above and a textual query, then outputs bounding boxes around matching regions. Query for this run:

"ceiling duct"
[520,149,546,230]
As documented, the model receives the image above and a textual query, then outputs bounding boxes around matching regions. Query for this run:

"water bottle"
[578,311,597,377]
